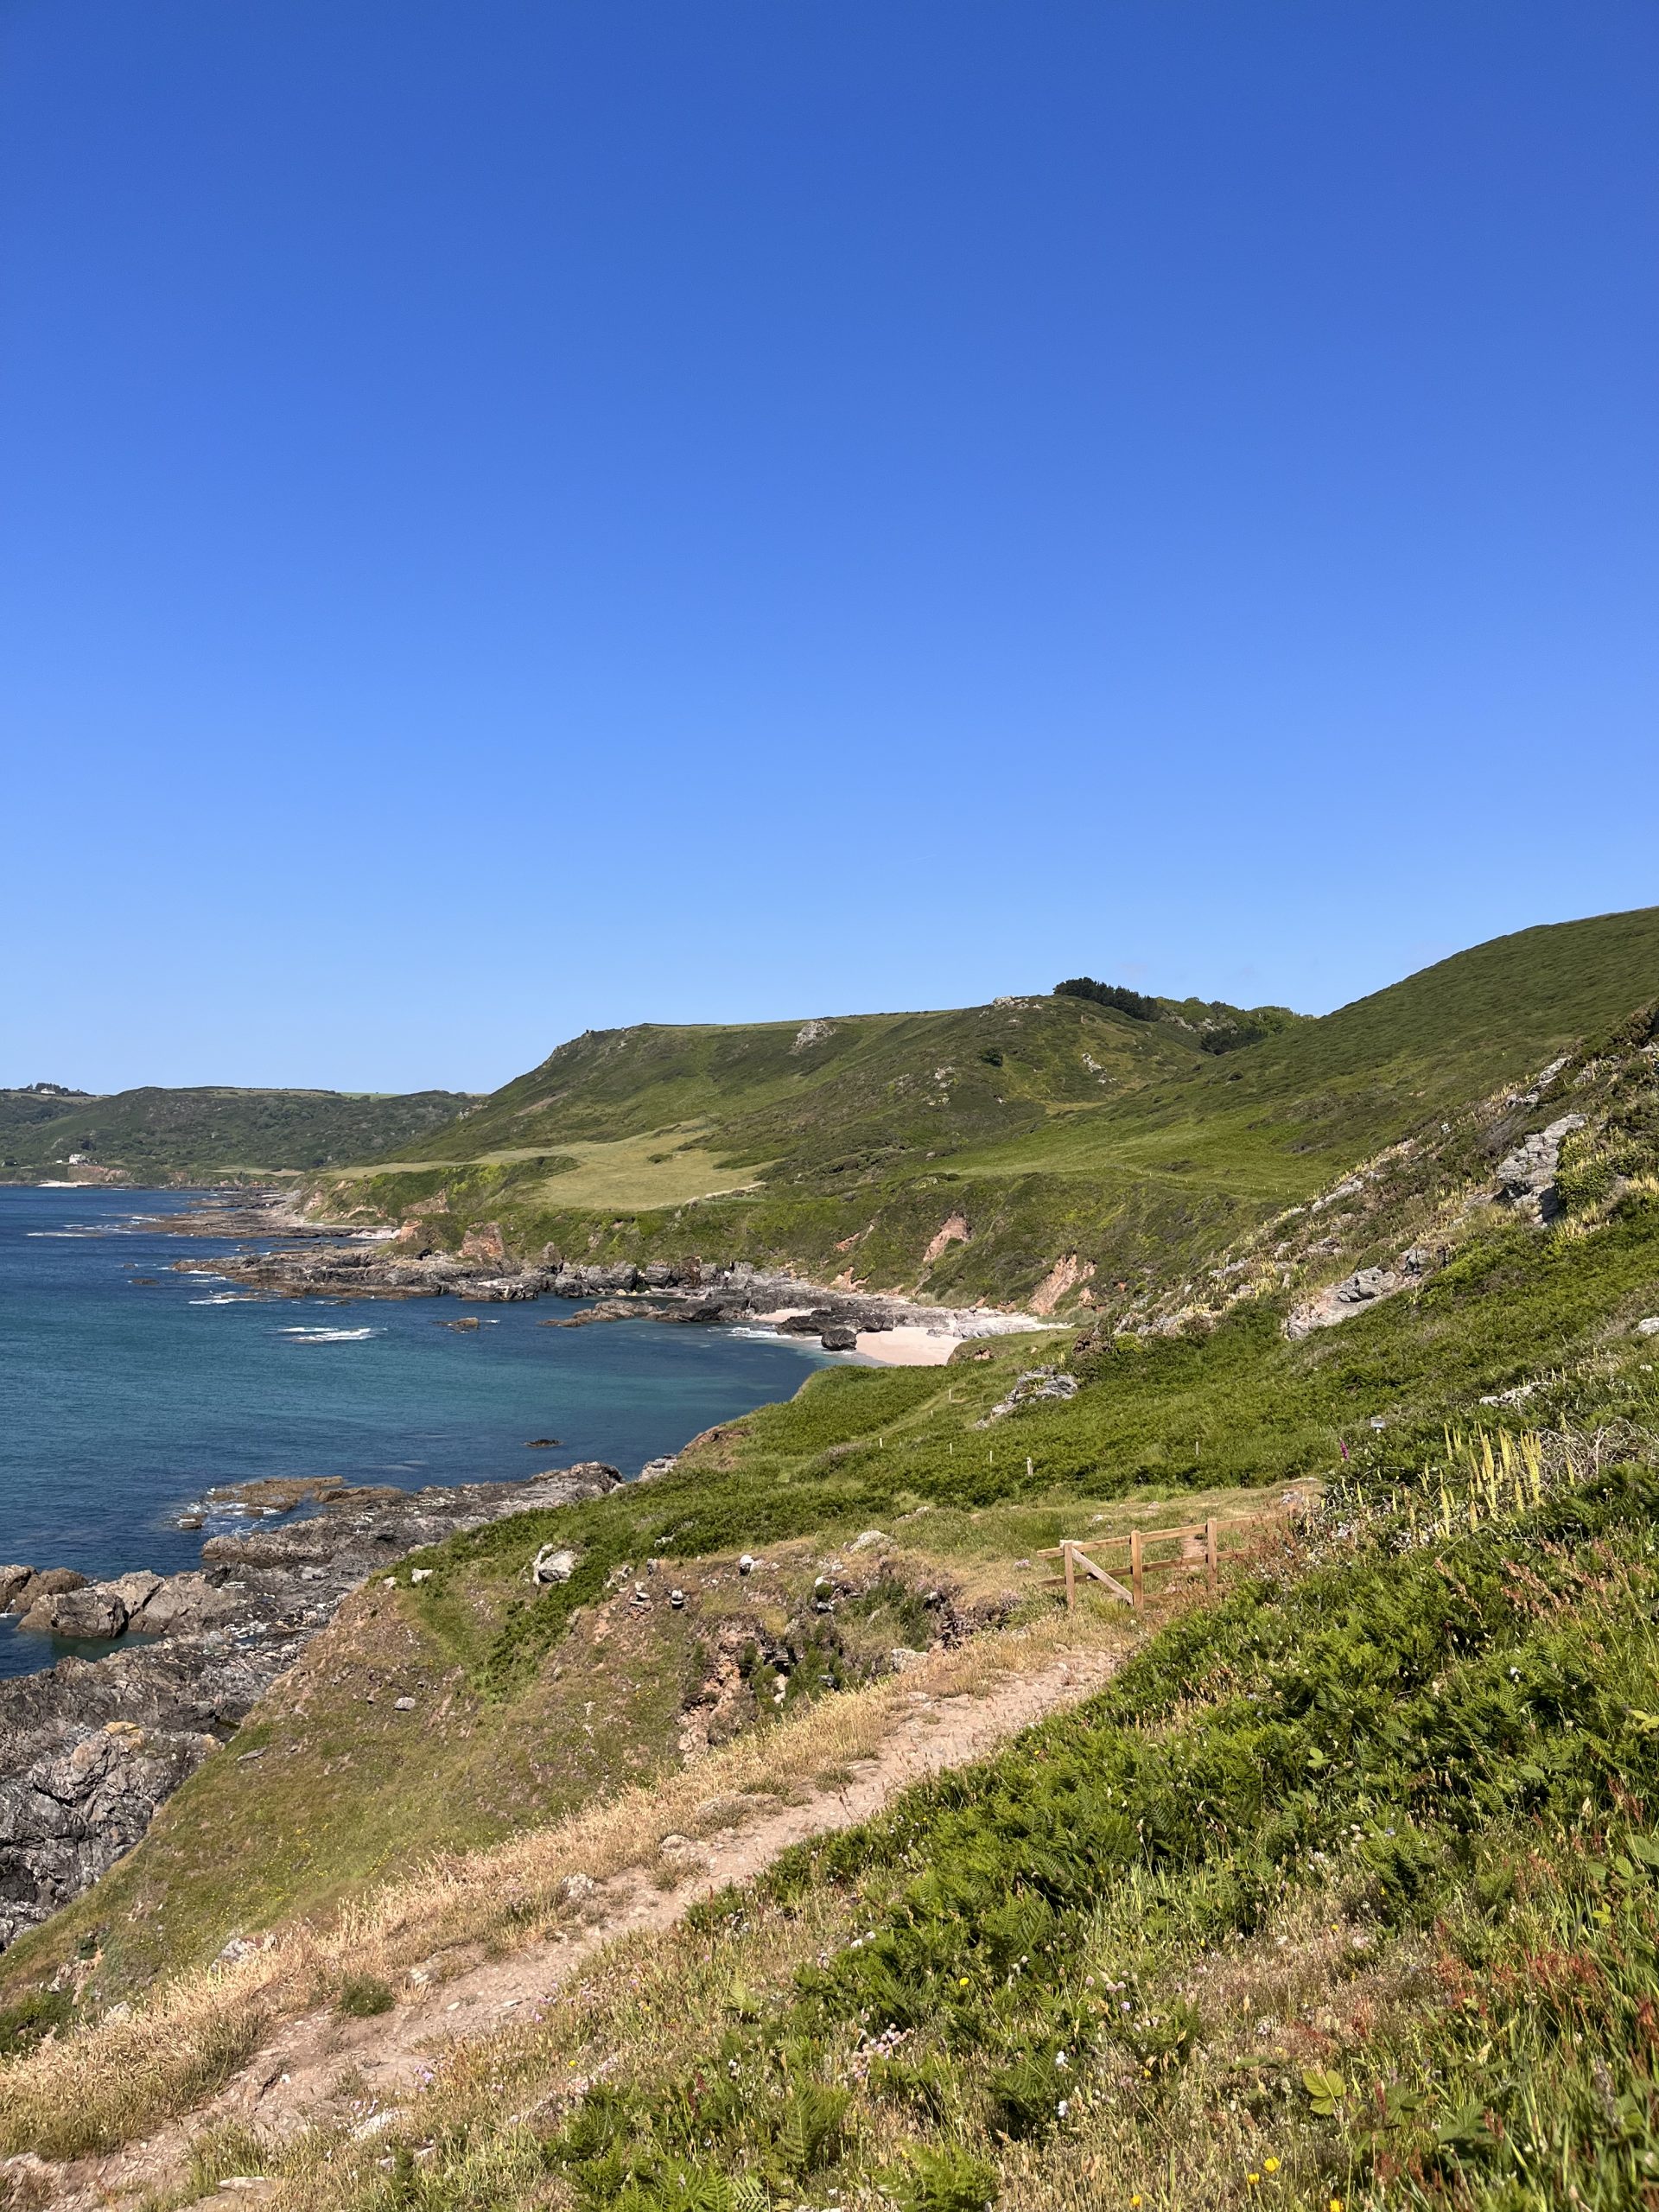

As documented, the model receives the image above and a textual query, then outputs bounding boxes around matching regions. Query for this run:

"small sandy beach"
[854,1325,961,1366]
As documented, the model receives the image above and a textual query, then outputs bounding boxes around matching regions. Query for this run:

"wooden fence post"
[1129,1529,1143,1611]
[1064,1541,1077,1614]
[1206,1518,1218,1594]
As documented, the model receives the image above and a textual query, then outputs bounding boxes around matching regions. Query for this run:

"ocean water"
[0,1185,832,1677]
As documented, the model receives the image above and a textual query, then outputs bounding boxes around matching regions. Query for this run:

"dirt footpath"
[31,1647,1116,2209]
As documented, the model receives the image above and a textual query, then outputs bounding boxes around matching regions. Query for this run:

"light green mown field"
[326,1127,772,1211]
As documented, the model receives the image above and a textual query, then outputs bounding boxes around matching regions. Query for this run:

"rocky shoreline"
[181,1221,1047,1357]
[0,1464,620,1955]
[0,1204,1047,1958]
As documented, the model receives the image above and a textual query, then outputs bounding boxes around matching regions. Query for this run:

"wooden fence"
[1038,1520,1222,1612]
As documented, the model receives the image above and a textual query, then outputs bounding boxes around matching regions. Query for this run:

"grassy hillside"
[306,906,1659,1307]
[6,995,1659,2204]
[10,994,1659,2009]
[0,1084,482,1183]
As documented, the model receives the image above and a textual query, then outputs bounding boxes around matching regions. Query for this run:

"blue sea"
[0,1185,831,1677]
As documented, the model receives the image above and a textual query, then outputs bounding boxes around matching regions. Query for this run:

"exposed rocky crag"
[0,1465,620,1954]
[1494,1112,1586,1221]
[975,1366,1081,1424]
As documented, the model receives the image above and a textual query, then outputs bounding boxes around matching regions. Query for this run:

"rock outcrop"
[975,1367,1080,1424]
[0,1464,620,1953]
[192,1245,1048,1352]
[1496,1113,1586,1221]
[1285,1252,1430,1340]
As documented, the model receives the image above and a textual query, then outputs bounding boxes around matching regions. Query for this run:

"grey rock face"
[3,1568,86,1616]
[1287,1261,1413,1340]
[199,1245,1044,1357]
[130,1572,245,1637]
[0,1637,270,1952]
[20,1581,137,1640]
[1496,1113,1586,1219]
[975,1367,1080,1425]
[0,1461,622,1955]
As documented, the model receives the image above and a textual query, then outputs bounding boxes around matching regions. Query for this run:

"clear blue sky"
[3,3,1655,1094]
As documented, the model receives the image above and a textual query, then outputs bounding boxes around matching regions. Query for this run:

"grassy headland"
[0,1084,482,1185]
[302,906,1659,1308]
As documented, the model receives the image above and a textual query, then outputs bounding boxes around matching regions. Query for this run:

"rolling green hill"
[10,982,1659,2209]
[307,906,1659,1307]
[0,1084,483,1184]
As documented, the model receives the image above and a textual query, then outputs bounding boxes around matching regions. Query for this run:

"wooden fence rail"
[1038,1519,1222,1612]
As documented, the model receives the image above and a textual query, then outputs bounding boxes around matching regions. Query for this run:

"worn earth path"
[32,1645,1120,2210]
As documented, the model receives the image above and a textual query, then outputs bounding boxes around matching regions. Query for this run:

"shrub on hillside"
[337,1974,394,2018]
[1053,978,1160,1021]
[1198,1021,1267,1054]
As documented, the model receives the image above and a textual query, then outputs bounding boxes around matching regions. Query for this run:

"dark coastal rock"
[0,1461,624,1955]
[655,1299,728,1325]
[130,1572,243,1637]
[0,1637,274,1952]
[819,1324,859,1351]
[543,1298,680,1329]
[194,1245,1042,1380]
[3,1568,86,1618]
[21,1573,161,1641]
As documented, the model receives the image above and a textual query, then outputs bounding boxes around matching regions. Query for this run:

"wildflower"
[1264,2158,1280,2173]
[1058,2099,1070,2118]
[1248,2177,1261,2189]
[958,1976,970,1988]
[1131,2198,1141,2209]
